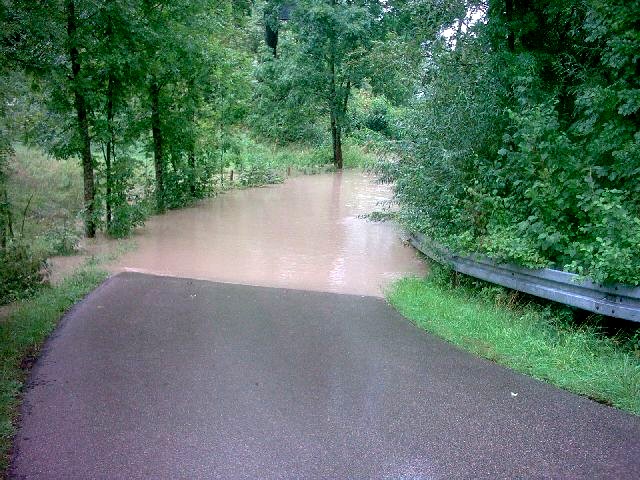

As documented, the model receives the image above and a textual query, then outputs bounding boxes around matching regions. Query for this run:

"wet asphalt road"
[11,273,640,479]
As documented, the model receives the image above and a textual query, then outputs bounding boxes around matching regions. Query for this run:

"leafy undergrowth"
[6,144,83,256]
[229,137,377,178]
[387,268,640,416]
[0,267,108,474]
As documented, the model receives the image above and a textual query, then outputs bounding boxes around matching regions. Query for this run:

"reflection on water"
[104,170,425,297]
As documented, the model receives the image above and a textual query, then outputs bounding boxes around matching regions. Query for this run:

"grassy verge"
[0,267,108,473]
[387,266,640,415]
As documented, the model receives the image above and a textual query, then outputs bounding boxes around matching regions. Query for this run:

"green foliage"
[250,53,327,144]
[346,89,403,145]
[3,0,636,292]
[238,165,284,187]
[4,0,253,229]
[341,143,377,169]
[388,270,640,415]
[102,152,149,238]
[107,201,148,239]
[4,145,83,251]
[363,97,391,134]
[252,0,385,166]
[0,242,45,304]
[387,0,640,285]
[225,133,376,174]
[42,224,81,256]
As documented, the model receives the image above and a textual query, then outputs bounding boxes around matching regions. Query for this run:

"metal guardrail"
[408,232,640,323]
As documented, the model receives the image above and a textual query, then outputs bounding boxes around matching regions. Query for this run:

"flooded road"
[105,170,425,297]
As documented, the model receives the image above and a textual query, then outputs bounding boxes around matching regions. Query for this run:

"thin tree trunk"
[0,184,11,249]
[506,0,515,52]
[6,189,13,241]
[105,10,115,230]
[19,193,33,237]
[105,73,115,229]
[0,182,5,249]
[168,154,177,175]
[334,79,349,171]
[67,0,96,238]
[328,48,343,170]
[150,79,165,213]
[219,148,225,187]
[188,146,196,196]
[0,203,5,249]
[332,118,343,170]
[187,80,197,197]
[265,21,278,57]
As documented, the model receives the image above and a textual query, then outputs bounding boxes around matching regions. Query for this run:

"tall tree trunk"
[0,183,11,249]
[331,114,343,170]
[328,45,343,170]
[104,10,115,231]
[264,2,279,57]
[0,181,5,249]
[506,0,515,52]
[5,188,13,242]
[188,146,196,197]
[67,0,96,238]
[105,73,115,230]
[187,87,197,197]
[150,79,165,213]
[265,22,278,57]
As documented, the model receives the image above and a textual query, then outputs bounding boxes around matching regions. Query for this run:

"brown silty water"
[100,170,425,297]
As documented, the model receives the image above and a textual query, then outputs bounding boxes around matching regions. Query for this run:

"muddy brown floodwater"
[97,170,425,297]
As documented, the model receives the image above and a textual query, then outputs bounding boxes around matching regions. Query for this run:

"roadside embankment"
[387,265,640,416]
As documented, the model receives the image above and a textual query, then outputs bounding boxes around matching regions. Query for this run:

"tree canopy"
[1,0,638,285]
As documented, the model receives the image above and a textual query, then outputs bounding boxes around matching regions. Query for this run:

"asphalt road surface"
[11,273,640,479]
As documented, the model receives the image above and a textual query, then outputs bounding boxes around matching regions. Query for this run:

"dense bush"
[238,164,284,187]
[388,0,640,285]
[42,224,80,255]
[0,243,45,304]
[346,90,403,147]
[249,54,327,145]
[107,201,148,239]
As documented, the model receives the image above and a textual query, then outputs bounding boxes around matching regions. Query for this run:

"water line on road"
[57,171,427,297]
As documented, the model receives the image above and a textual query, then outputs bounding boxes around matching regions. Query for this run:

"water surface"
[106,171,425,297]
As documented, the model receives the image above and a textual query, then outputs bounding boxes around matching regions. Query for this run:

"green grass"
[0,267,108,473]
[387,269,640,415]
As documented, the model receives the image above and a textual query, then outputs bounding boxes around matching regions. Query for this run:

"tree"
[289,0,379,168]
[0,2,13,248]
[90,0,140,233]
[139,0,250,212]
[4,0,101,237]
[65,0,97,237]
[385,0,640,284]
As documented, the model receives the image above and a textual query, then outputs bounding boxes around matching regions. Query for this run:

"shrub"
[238,164,284,187]
[42,223,80,256]
[387,1,640,286]
[0,243,46,304]
[107,201,148,239]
